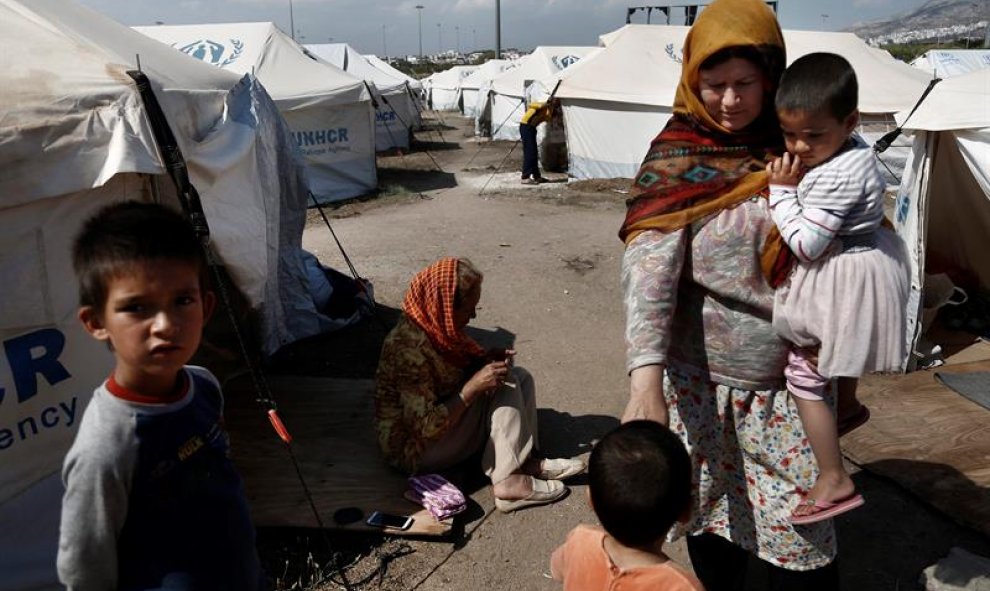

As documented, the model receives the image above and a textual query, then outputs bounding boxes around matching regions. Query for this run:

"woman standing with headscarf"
[375,257,583,513]
[620,0,839,588]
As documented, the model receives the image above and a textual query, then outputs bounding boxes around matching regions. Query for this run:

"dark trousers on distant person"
[519,123,541,180]
[686,533,840,591]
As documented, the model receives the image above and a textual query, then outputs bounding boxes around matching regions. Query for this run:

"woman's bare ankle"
[492,473,532,500]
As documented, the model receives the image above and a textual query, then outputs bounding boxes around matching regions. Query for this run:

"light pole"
[473,28,477,51]
[820,13,828,31]
[496,0,501,58]
[415,5,424,57]
[382,24,387,57]
[437,22,442,53]
[289,0,296,41]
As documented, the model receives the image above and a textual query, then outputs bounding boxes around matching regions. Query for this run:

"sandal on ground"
[790,493,865,525]
[837,405,871,437]
[494,477,568,513]
[538,457,586,481]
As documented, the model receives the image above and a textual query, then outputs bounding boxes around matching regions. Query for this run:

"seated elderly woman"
[374,257,583,512]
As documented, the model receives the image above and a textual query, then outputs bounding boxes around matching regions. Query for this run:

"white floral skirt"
[665,363,837,570]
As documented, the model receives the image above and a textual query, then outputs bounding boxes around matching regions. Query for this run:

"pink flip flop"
[790,493,865,525]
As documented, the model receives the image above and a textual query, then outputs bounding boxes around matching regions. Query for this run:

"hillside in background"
[845,0,989,45]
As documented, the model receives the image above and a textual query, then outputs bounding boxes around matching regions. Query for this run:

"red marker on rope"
[267,409,292,444]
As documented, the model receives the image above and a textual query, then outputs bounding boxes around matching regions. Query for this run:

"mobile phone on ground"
[366,511,414,530]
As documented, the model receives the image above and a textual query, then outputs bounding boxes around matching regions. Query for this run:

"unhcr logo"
[665,43,684,64]
[551,55,581,70]
[293,128,352,156]
[177,38,245,67]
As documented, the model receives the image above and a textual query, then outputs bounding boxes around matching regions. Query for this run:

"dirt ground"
[256,113,990,591]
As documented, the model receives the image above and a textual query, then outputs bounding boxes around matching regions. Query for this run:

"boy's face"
[79,260,214,398]
[778,108,858,168]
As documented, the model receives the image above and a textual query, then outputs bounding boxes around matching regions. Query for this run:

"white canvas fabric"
[911,49,990,78]
[894,69,990,369]
[306,43,418,150]
[136,22,377,203]
[365,54,425,94]
[460,59,516,118]
[1,1,335,587]
[486,47,596,141]
[364,55,427,118]
[552,25,932,180]
[428,65,479,111]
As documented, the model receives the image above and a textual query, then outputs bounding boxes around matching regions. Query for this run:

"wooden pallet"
[844,360,990,536]
[223,374,452,536]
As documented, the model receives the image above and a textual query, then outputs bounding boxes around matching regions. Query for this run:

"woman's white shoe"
[538,457,586,481]
[494,477,568,513]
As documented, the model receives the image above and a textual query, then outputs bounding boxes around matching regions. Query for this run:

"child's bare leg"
[792,396,856,515]
[836,377,868,434]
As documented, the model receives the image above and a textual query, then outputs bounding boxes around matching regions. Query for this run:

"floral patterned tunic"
[623,197,836,570]
[374,316,466,473]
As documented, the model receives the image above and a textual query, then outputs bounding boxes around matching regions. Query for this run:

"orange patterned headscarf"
[402,257,486,367]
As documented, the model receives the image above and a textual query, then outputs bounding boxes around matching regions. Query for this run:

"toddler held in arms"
[766,53,909,524]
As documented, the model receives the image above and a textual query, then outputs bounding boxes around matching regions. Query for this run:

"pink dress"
[769,137,910,397]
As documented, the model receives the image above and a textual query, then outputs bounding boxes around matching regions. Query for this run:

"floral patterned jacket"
[623,198,790,389]
[374,316,467,472]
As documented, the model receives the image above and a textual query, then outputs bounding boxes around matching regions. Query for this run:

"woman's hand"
[488,348,516,366]
[766,152,803,187]
[462,360,512,405]
[622,365,668,425]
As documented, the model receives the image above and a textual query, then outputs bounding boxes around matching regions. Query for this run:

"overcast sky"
[76,0,926,56]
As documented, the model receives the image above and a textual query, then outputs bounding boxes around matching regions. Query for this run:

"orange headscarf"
[619,0,794,286]
[402,257,486,368]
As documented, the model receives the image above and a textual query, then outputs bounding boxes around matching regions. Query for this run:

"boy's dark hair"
[775,52,858,120]
[589,420,692,548]
[72,201,207,309]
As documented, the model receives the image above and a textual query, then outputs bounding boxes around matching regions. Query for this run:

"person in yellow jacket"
[519,100,555,184]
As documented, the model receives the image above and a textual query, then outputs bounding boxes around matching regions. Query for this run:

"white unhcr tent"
[554,25,932,180]
[910,49,990,78]
[365,54,426,103]
[306,43,420,151]
[0,1,334,587]
[136,22,377,203]
[894,69,990,369]
[460,59,515,119]
[486,46,596,141]
[427,65,479,111]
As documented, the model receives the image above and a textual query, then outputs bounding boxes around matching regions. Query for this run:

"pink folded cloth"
[406,474,467,520]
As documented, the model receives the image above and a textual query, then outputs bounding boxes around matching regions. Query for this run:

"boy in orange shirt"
[550,421,704,590]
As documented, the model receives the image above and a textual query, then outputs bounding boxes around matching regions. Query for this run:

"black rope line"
[874,151,902,185]
[479,138,522,196]
[308,192,387,331]
[462,98,525,171]
[488,97,526,140]
[375,84,445,172]
[873,77,941,155]
[409,507,497,590]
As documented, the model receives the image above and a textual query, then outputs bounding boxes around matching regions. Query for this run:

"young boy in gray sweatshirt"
[57,201,264,591]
